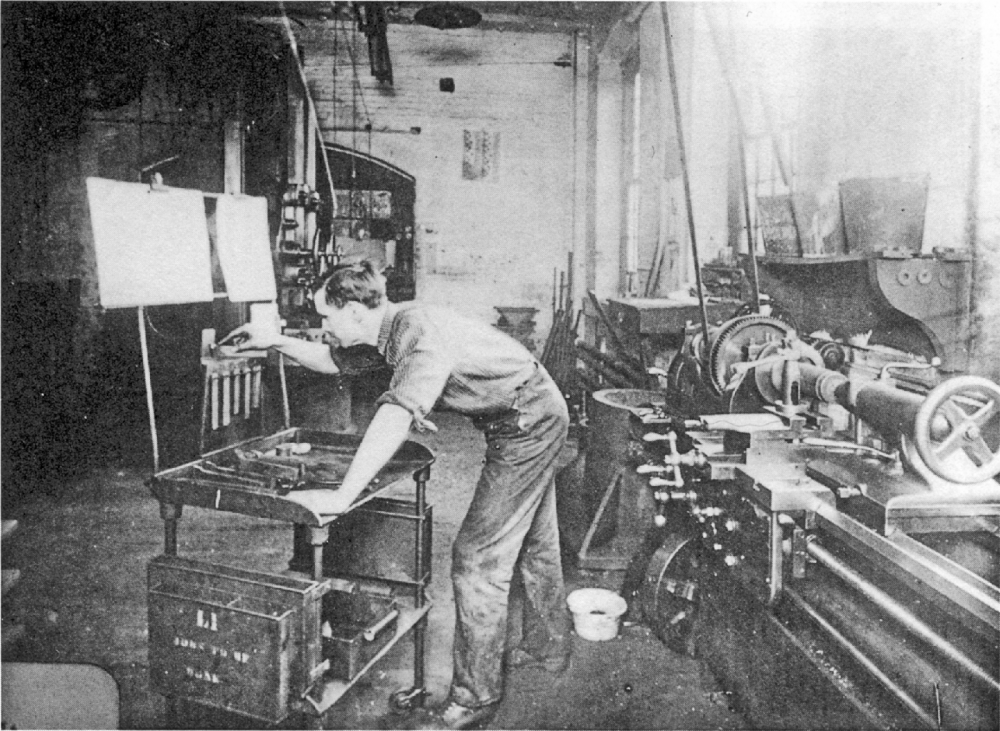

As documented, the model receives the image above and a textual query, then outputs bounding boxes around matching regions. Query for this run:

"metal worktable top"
[150,428,435,527]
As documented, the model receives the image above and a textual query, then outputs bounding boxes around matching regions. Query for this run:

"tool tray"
[150,429,434,526]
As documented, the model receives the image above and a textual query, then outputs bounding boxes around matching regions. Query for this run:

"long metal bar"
[736,135,762,310]
[811,499,1000,636]
[768,512,783,604]
[413,466,430,704]
[279,353,291,430]
[587,290,630,359]
[887,528,1000,602]
[574,347,636,389]
[702,8,760,311]
[278,2,337,220]
[576,342,648,383]
[567,251,574,314]
[644,240,665,298]
[660,4,711,348]
[806,539,1000,693]
[783,587,938,730]
[319,125,421,135]
[138,306,160,475]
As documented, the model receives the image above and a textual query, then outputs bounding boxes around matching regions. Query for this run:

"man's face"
[314,295,366,347]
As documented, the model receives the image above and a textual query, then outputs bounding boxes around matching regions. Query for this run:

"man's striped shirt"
[373,301,539,432]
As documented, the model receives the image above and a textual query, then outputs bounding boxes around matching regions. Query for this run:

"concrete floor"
[2,412,745,730]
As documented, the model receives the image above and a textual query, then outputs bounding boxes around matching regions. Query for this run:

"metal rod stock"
[807,540,1000,693]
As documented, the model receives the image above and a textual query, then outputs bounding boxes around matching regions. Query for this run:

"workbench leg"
[413,616,427,701]
[159,503,183,556]
[290,524,312,572]
[413,466,431,705]
[307,526,330,582]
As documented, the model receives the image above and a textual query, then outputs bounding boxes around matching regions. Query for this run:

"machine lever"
[879,357,941,382]
[800,437,898,462]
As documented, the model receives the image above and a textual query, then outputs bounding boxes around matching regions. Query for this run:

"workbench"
[148,429,435,726]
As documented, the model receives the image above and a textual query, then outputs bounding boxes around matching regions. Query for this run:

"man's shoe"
[416,699,499,730]
[505,645,570,673]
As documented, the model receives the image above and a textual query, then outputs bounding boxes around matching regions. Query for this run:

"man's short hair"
[318,260,385,309]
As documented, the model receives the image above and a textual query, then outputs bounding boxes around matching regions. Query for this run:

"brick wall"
[291,21,581,342]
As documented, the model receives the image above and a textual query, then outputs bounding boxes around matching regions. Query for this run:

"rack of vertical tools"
[147,334,436,727]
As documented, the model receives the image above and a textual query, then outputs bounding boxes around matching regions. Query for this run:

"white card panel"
[214,194,277,303]
[86,177,214,308]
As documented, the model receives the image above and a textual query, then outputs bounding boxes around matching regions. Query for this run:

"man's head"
[312,260,387,347]
[318,260,386,309]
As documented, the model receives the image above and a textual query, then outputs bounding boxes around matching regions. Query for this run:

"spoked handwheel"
[914,376,1000,484]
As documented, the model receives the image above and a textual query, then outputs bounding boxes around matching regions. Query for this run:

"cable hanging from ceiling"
[327,1,376,241]
[277,0,337,225]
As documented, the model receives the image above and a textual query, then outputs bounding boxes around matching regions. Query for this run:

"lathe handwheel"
[914,376,1000,484]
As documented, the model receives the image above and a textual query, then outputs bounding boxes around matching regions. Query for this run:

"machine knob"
[913,376,1000,484]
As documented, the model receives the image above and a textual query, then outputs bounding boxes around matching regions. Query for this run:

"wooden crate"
[148,556,330,723]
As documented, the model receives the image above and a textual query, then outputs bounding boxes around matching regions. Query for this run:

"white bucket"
[567,588,628,642]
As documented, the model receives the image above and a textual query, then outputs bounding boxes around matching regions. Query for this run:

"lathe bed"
[620,294,1000,730]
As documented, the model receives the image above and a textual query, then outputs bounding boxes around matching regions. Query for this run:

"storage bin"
[321,588,399,680]
[147,556,329,723]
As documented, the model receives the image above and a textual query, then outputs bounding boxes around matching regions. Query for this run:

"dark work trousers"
[449,365,571,709]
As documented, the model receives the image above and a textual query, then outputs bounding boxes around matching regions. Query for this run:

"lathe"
[624,270,999,729]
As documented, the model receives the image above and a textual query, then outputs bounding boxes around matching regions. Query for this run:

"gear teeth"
[706,315,793,395]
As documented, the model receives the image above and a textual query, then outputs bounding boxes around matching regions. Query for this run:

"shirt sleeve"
[328,344,387,376]
[376,311,453,432]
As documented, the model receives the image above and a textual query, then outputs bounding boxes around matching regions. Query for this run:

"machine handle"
[913,376,1000,484]
[363,609,399,641]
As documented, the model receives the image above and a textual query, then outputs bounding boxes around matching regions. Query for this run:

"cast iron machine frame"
[632,314,999,730]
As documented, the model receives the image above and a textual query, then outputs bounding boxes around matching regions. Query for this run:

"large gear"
[706,315,794,395]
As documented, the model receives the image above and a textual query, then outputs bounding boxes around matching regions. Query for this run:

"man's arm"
[222,322,340,374]
[270,336,341,374]
[284,403,414,515]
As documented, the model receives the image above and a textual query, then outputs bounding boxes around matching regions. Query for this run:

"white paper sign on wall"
[214,194,277,302]
[87,177,214,309]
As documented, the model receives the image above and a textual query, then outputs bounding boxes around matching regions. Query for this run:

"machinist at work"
[223,260,571,729]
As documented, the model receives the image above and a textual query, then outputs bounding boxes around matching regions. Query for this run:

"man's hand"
[219,324,340,374]
[284,488,357,516]
[220,322,284,351]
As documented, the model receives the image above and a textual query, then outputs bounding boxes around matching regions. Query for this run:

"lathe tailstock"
[631,312,999,730]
